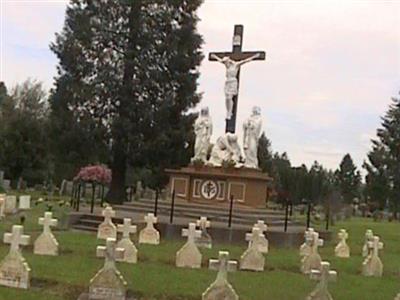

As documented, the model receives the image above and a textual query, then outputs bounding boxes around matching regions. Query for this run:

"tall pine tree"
[364,93,400,212]
[335,153,361,203]
[51,0,203,203]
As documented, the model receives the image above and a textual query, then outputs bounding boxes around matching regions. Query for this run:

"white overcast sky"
[1,0,400,172]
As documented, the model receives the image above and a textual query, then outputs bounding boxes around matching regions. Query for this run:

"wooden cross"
[102,205,115,221]
[196,217,210,230]
[97,238,125,269]
[144,213,157,229]
[254,220,267,233]
[368,236,383,257]
[209,251,237,281]
[310,261,337,289]
[182,223,202,243]
[117,218,137,239]
[209,24,266,133]
[4,225,30,252]
[246,227,264,249]
[39,212,58,234]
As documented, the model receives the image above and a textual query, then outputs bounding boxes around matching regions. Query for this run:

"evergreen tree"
[364,93,400,212]
[0,80,49,185]
[257,132,274,174]
[51,0,203,202]
[335,153,361,203]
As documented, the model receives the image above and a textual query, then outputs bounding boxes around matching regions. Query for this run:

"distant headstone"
[0,225,31,289]
[301,231,323,274]
[249,220,268,253]
[116,218,137,264]
[202,251,239,300]
[176,223,202,268]
[98,206,117,240]
[139,213,160,245]
[59,180,67,195]
[4,195,17,214]
[19,195,31,210]
[135,181,143,200]
[306,261,337,300]
[34,212,59,256]
[88,238,127,300]
[196,216,212,249]
[362,235,383,277]
[362,229,374,257]
[240,227,265,272]
[2,180,11,191]
[0,194,5,219]
[334,229,350,258]
[300,228,315,257]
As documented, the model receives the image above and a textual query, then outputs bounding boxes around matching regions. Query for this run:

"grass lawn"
[0,197,399,300]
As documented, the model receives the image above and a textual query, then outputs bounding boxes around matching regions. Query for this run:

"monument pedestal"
[166,166,272,207]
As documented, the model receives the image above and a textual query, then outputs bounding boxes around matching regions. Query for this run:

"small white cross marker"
[103,205,115,220]
[209,251,237,280]
[117,218,137,239]
[4,225,30,252]
[97,238,125,268]
[144,213,157,229]
[39,212,58,234]
[196,217,210,230]
[182,223,202,243]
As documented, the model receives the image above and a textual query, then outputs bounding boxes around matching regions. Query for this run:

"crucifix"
[209,24,266,133]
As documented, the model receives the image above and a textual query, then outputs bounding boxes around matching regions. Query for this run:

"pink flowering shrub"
[74,165,112,185]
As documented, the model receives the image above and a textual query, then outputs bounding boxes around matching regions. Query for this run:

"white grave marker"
[116,218,137,264]
[307,261,337,300]
[301,231,323,274]
[0,194,5,219]
[139,213,160,245]
[196,216,212,249]
[249,220,269,253]
[34,212,59,256]
[88,238,127,300]
[0,225,31,289]
[334,229,350,258]
[240,227,265,272]
[362,235,384,277]
[300,228,315,257]
[19,195,31,210]
[362,229,374,257]
[202,251,239,300]
[176,223,202,268]
[97,205,117,240]
[4,195,17,214]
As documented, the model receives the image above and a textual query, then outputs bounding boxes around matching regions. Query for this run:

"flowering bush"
[74,165,112,185]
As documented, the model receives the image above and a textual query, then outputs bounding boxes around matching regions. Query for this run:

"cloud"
[2,0,399,172]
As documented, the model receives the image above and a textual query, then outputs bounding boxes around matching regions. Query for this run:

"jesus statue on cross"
[211,53,261,120]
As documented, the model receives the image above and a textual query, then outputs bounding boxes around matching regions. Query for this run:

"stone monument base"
[165,166,272,207]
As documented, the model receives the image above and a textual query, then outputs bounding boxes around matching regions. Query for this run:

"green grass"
[0,200,399,299]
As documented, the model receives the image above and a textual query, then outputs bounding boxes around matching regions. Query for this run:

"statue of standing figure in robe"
[192,107,213,163]
[243,106,262,169]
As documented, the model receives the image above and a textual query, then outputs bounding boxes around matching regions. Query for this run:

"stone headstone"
[395,293,400,300]
[362,235,383,277]
[0,194,5,219]
[59,180,67,196]
[249,220,268,253]
[202,251,238,300]
[362,229,374,257]
[34,212,59,256]
[334,229,350,258]
[88,238,127,300]
[176,223,202,268]
[0,225,31,289]
[135,181,143,200]
[19,195,31,210]
[300,228,315,257]
[2,179,11,191]
[196,216,212,249]
[139,213,160,245]
[4,195,17,214]
[306,261,337,300]
[116,218,137,264]
[98,206,117,240]
[240,227,265,272]
[301,231,323,274]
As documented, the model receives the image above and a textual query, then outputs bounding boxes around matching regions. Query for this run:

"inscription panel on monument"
[201,180,218,200]
[229,182,246,202]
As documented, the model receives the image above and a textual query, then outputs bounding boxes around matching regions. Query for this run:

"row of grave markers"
[0,203,398,299]
[0,194,32,217]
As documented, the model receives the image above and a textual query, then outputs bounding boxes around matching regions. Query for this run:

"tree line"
[0,1,398,211]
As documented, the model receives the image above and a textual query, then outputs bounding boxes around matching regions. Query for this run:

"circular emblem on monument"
[201,180,218,200]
